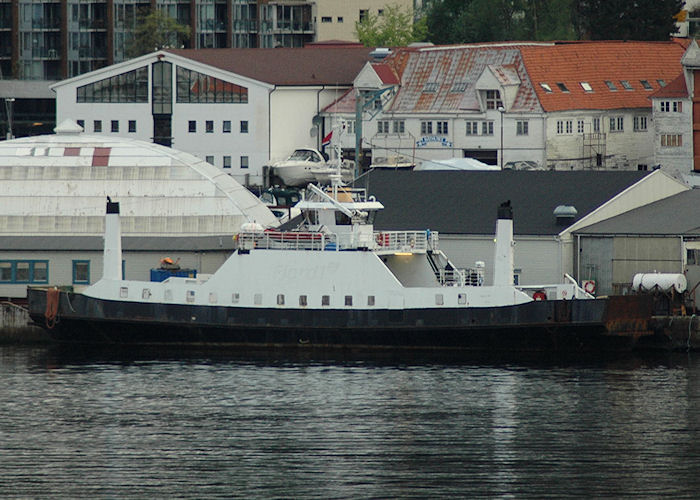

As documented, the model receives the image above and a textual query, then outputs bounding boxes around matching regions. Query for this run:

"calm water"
[1,345,700,499]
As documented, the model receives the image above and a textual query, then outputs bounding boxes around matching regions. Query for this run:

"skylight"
[450,82,468,93]
[539,82,553,93]
[423,82,439,93]
[605,80,618,91]
[556,82,570,92]
[640,80,653,90]
[620,80,633,90]
[580,82,593,92]
[657,79,666,87]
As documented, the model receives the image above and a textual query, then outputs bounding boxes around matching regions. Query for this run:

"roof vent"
[370,47,391,60]
[553,205,577,224]
[54,119,83,135]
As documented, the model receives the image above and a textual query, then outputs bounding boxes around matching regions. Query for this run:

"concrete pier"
[0,302,52,344]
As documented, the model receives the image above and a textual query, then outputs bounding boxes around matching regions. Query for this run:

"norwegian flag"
[321,131,333,148]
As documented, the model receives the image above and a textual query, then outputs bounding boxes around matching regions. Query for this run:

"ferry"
[27,178,654,353]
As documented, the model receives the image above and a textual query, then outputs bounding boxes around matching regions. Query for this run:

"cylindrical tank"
[632,273,687,293]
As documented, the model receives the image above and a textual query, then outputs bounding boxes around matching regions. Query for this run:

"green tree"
[355,4,428,47]
[126,9,191,58]
[574,0,684,40]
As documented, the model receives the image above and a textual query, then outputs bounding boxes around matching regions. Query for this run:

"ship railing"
[374,230,435,253]
[437,267,483,287]
[518,279,593,300]
[237,230,338,251]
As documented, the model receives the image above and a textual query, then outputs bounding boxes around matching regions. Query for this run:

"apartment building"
[0,0,414,81]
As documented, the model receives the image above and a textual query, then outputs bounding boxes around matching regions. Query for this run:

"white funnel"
[493,201,514,286]
[103,198,122,280]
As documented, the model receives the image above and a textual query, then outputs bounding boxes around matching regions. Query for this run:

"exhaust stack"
[493,201,514,286]
[103,197,122,280]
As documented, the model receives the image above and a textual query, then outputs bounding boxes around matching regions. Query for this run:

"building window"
[321,16,332,22]
[77,119,85,129]
[206,155,214,165]
[128,120,136,133]
[580,82,593,92]
[223,120,231,133]
[322,295,330,306]
[540,83,553,92]
[76,67,149,103]
[657,79,666,87]
[516,121,528,135]
[485,89,503,109]
[205,120,214,133]
[577,120,584,134]
[556,82,569,92]
[633,116,647,131]
[241,156,249,169]
[637,164,648,171]
[620,80,633,90]
[593,117,600,133]
[176,67,248,103]
[557,121,564,134]
[223,156,231,168]
[94,120,102,132]
[111,120,119,133]
[337,17,343,23]
[367,295,375,306]
[277,294,285,305]
[423,82,439,93]
[437,121,448,134]
[640,80,652,90]
[482,121,494,135]
[345,295,353,306]
[240,121,248,133]
[346,120,355,133]
[661,134,682,147]
[1,261,48,284]
[392,120,405,134]
[188,120,196,133]
[299,295,308,306]
[466,121,479,135]
[566,120,573,134]
[72,260,89,284]
[674,101,682,112]
[605,80,618,91]
[377,120,390,134]
[421,121,432,135]
[359,9,368,22]
[609,116,624,132]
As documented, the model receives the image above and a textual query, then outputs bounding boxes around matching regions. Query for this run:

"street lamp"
[498,105,505,170]
[4,98,15,140]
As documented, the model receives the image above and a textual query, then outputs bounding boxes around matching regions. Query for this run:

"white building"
[0,121,276,299]
[52,46,374,186]
[323,41,687,173]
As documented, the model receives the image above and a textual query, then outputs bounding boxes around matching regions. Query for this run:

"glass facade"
[77,67,149,103]
[176,66,248,103]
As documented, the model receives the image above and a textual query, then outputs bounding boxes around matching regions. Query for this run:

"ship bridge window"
[367,295,375,306]
[232,292,240,303]
[322,295,330,306]
[277,294,285,305]
[186,290,195,303]
[345,295,353,306]
[299,295,307,306]
[335,212,351,225]
[458,293,467,305]
[142,288,151,300]
[435,293,444,306]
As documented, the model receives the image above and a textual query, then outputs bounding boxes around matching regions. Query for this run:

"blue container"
[150,269,197,282]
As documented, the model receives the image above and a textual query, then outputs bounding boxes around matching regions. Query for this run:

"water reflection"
[1,346,700,498]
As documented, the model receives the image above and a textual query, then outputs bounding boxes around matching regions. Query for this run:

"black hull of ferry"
[27,289,653,353]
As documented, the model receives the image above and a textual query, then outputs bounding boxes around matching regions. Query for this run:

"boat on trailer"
[27,179,653,353]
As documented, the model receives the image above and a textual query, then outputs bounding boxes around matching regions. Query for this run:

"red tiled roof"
[371,63,400,85]
[165,47,374,86]
[649,72,688,99]
[520,41,687,111]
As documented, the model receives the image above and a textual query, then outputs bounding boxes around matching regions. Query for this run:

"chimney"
[103,197,122,280]
[493,200,514,286]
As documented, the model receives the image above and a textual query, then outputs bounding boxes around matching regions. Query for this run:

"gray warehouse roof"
[358,170,650,235]
[574,188,700,236]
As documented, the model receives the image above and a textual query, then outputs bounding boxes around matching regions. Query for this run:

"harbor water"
[2,345,700,498]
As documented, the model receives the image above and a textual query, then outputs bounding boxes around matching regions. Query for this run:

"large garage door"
[463,149,497,165]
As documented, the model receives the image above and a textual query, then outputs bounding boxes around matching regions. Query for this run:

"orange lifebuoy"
[533,291,547,301]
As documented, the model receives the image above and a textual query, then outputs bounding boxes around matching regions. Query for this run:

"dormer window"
[556,82,569,92]
[485,89,503,109]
